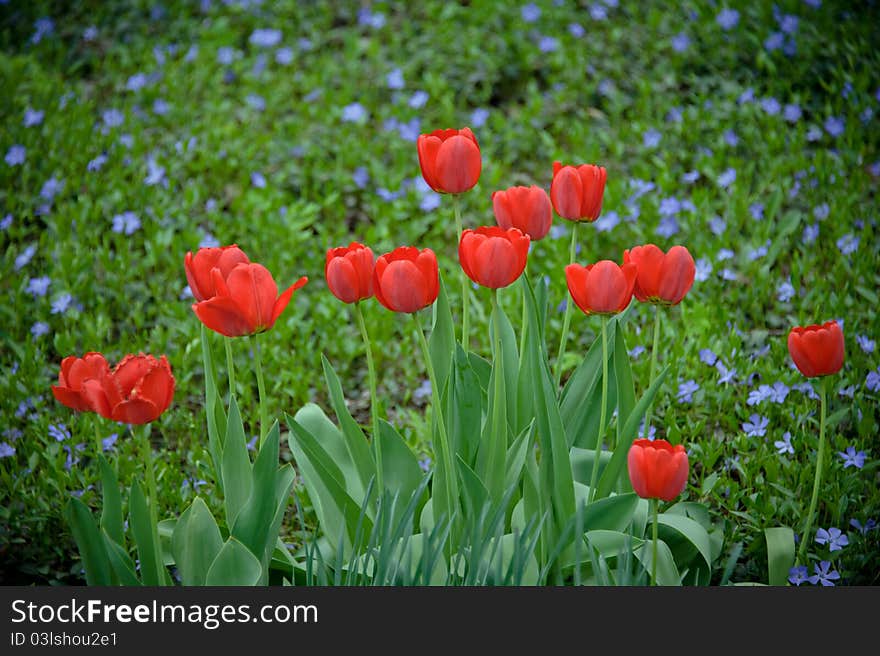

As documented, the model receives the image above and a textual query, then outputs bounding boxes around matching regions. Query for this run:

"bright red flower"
[79,354,176,425]
[326,242,374,304]
[565,260,637,315]
[492,185,553,241]
[417,127,482,194]
[51,352,111,413]
[459,226,530,290]
[623,244,696,306]
[788,321,845,378]
[550,161,607,222]
[373,247,439,313]
[627,439,689,502]
[192,262,307,337]
[184,244,251,303]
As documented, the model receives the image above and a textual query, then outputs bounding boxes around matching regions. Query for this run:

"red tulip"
[550,161,607,222]
[627,439,689,502]
[184,244,251,303]
[565,260,637,315]
[51,352,112,413]
[788,321,845,378]
[492,185,553,241]
[623,244,696,306]
[373,246,439,313]
[80,353,176,425]
[192,262,308,337]
[326,242,374,303]
[417,127,482,194]
[459,226,530,290]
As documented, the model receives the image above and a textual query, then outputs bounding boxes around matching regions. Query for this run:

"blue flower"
[677,380,699,403]
[251,172,267,189]
[764,32,784,51]
[806,126,822,141]
[717,168,736,188]
[23,107,45,127]
[855,335,875,354]
[628,345,645,358]
[40,176,64,202]
[837,446,866,469]
[386,67,404,89]
[420,192,441,212]
[777,279,795,302]
[1,214,12,230]
[716,248,734,261]
[4,144,25,166]
[51,292,75,315]
[769,382,790,403]
[783,103,802,123]
[594,210,620,233]
[31,17,55,44]
[788,565,809,585]
[569,23,585,38]
[408,90,429,109]
[850,518,877,535]
[793,381,819,399]
[470,108,490,128]
[747,240,770,261]
[802,223,819,244]
[342,102,367,123]
[836,233,859,255]
[589,4,608,20]
[352,167,369,189]
[153,99,171,115]
[102,108,125,129]
[824,116,845,137]
[144,157,166,186]
[275,47,293,65]
[813,203,830,220]
[671,32,690,52]
[538,35,559,53]
[708,215,726,235]
[102,433,119,451]
[126,72,148,92]
[808,561,841,586]
[49,423,71,442]
[642,129,661,149]
[815,527,849,552]
[742,414,769,438]
[716,8,740,30]
[521,3,541,22]
[0,442,14,458]
[774,431,794,455]
[26,276,51,298]
[699,349,718,366]
[245,94,266,111]
[655,216,679,239]
[747,385,772,406]
[637,420,656,441]
[358,7,386,29]
[217,46,237,65]
[111,211,141,235]
[779,14,799,34]
[249,28,282,48]
[694,257,712,282]
[659,196,681,217]
[749,202,764,221]
[761,97,781,115]
[87,153,108,172]
[414,379,432,403]
[738,87,755,104]
[419,456,432,472]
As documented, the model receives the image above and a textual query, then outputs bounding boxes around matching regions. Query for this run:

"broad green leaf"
[98,455,124,546]
[128,480,164,586]
[201,324,226,489]
[322,355,375,502]
[456,455,489,524]
[505,421,535,496]
[64,498,112,585]
[764,526,795,586]
[613,321,636,449]
[429,280,455,394]
[467,352,492,392]
[293,403,360,496]
[172,497,224,586]
[570,447,612,487]
[265,465,296,573]
[205,537,263,586]
[448,346,483,467]
[102,530,141,586]
[560,316,611,438]
[595,364,671,500]
[477,303,508,504]
[377,420,424,515]
[489,296,519,436]
[222,396,253,528]
[583,493,639,533]
[583,529,646,559]
[658,512,714,573]
[635,538,680,586]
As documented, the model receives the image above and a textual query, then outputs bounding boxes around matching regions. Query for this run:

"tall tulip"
[624,244,696,306]
[325,242,374,304]
[51,352,112,415]
[789,320,845,567]
[492,185,553,241]
[372,246,439,314]
[459,226,530,290]
[184,244,250,303]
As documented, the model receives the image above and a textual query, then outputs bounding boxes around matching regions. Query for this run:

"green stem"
[411,313,456,529]
[797,380,828,566]
[93,414,104,463]
[642,307,662,440]
[139,423,164,582]
[355,301,383,494]
[553,222,579,389]
[651,498,659,586]
[252,334,268,448]
[519,263,529,357]
[453,194,470,350]
[589,316,609,502]
[224,337,236,402]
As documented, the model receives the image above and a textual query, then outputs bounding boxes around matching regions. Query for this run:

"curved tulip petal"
[326,257,361,304]
[565,264,591,315]
[417,135,443,192]
[193,296,253,338]
[271,276,308,327]
[382,260,425,313]
[113,354,155,398]
[434,135,482,194]
[551,166,584,220]
[52,385,91,413]
[225,263,279,331]
[658,246,696,304]
[80,378,114,419]
[111,398,161,425]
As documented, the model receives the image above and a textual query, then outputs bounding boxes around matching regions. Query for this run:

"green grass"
[1,0,878,585]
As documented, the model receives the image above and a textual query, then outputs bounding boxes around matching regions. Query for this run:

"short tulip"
[565,260,637,315]
[51,352,111,413]
[417,127,481,194]
[788,321,845,377]
[81,353,176,425]
[550,161,607,222]
[459,226,530,290]
[184,244,251,302]
[192,262,307,337]
[491,185,553,241]
[623,244,696,306]
[326,242,374,303]
[373,246,439,313]
[627,438,689,502]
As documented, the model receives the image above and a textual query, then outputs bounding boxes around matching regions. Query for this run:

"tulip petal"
[434,135,481,194]
[417,135,443,192]
[133,363,175,417]
[565,264,592,315]
[80,378,114,419]
[193,296,253,338]
[271,276,308,327]
[113,354,155,398]
[52,385,91,413]
[383,260,425,313]
[326,258,360,304]
[551,166,583,220]
[225,263,279,331]
[658,246,695,305]
[111,398,160,425]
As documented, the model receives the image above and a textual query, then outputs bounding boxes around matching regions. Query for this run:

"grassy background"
[1,0,878,584]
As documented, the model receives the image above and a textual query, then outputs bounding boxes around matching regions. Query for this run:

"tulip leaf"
[505,420,535,496]
[222,395,253,529]
[377,420,425,523]
[429,279,455,394]
[200,324,226,490]
[489,295,519,437]
[613,320,636,450]
[467,352,492,392]
[635,538,681,586]
[477,302,509,505]
[764,526,795,586]
[102,529,142,586]
[456,455,489,523]
[98,454,124,547]
[64,498,112,586]
[322,355,375,504]
[265,464,296,574]
[533,272,550,342]
[570,447,612,487]
[658,512,714,574]
[172,497,224,586]
[447,345,483,467]
[594,364,671,500]
[128,480,164,586]
[292,402,361,499]
[583,493,639,533]
[205,537,263,586]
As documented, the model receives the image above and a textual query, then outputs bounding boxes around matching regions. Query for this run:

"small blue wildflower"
[783,103,802,123]
[770,382,790,404]
[470,108,490,128]
[4,145,25,166]
[694,257,712,282]
[699,349,718,366]
[251,172,267,189]
[628,345,645,359]
[102,108,125,129]
[27,276,51,297]
[51,292,75,315]
[408,90,429,109]
[119,134,134,148]
[764,32,784,51]
[217,46,237,65]
[793,381,819,400]
[83,25,98,41]
[677,380,699,403]
[815,527,849,552]
[414,379,432,403]
[806,125,822,141]
[1,214,11,230]
[590,4,608,20]
[717,168,736,188]
[144,157,166,186]
[738,87,755,104]
[387,67,404,89]
[642,129,661,149]
[746,240,769,261]
[779,14,799,34]
[777,279,795,302]
[102,433,119,451]
[87,153,108,172]
[671,32,690,52]
[716,248,734,261]
[0,442,14,458]
[249,28,282,48]
[358,7,386,29]
[659,196,681,217]
[31,17,55,44]
[803,223,819,244]
[813,203,830,220]
[126,73,148,92]
[112,211,141,235]
[720,268,737,281]
[594,210,620,233]
[49,423,71,442]
[850,518,877,535]
[723,129,739,147]
[521,3,541,22]
[637,420,656,441]
[246,435,258,451]
[666,106,683,123]
[836,233,859,255]
[788,565,809,586]
[569,23,585,38]
[743,414,769,438]
[538,35,559,53]
[655,216,679,239]
[761,97,781,115]
[838,385,855,399]
[419,456,432,473]
[420,192,441,212]
[24,107,45,127]
[275,47,293,65]
[774,431,794,455]
[824,116,845,137]
[856,335,875,354]
[708,215,726,236]
[838,446,866,469]
[716,8,740,30]
[748,202,764,221]
[245,94,266,111]
[352,167,370,189]
[342,102,367,123]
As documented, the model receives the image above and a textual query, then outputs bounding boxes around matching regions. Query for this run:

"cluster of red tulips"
[49,124,848,565]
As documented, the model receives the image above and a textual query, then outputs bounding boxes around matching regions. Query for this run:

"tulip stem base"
[139,423,165,583]
[651,498,659,586]
[553,222,578,390]
[252,334,269,449]
[355,301,383,495]
[797,379,828,567]
[453,194,470,351]
[93,415,104,464]
[589,316,609,503]
[224,337,236,402]
[642,308,662,440]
